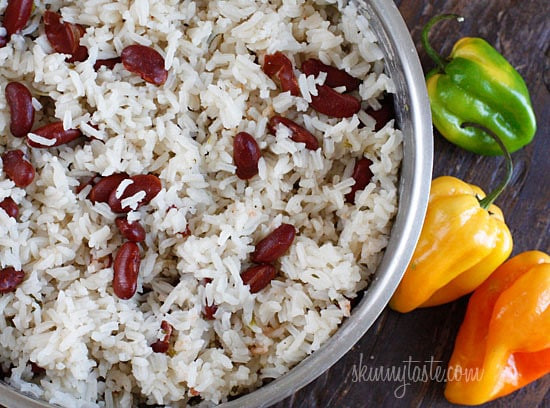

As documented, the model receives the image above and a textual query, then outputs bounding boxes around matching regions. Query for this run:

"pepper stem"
[421,14,464,72]
[461,123,514,210]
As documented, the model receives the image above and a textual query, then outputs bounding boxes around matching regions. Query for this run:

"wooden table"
[276,1,550,407]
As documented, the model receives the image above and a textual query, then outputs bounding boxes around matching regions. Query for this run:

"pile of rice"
[0,0,402,406]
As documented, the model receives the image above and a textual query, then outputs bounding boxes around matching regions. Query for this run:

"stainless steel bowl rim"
[0,1,433,407]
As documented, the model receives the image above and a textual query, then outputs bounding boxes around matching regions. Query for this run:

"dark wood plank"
[277,0,549,407]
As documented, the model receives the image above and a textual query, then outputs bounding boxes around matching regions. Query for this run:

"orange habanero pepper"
[445,250,550,405]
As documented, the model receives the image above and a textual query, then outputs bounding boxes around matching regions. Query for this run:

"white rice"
[0,0,402,407]
[115,180,134,200]
[26,133,56,147]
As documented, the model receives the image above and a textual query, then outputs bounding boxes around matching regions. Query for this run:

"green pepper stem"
[421,14,464,72]
[461,123,514,209]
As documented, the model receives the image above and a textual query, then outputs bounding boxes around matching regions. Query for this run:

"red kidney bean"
[151,340,169,353]
[365,94,396,131]
[87,173,128,203]
[5,81,35,138]
[0,267,25,293]
[302,58,361,92]
[76,24,86,37]
[44,11,81,55]
[66,24,88,62]
[233,132,261,180]
[4,0,33,36]
[66,45,89,63]
[1,149,35,187]
[27,122,83,148]
[0,197,19,219]
[108,174,162,213]
[94,57,122,71]
[241,264,277,293]
[345,158,373,204]
[30,362,45,375]
[151,320,173,353]
[251,223,296,263]
[310,85,361,118]
[115,217,146,243]
[121,45,168,86]
[263,52,300,96]
[203,303,218,320]
[268,116,319,150]
[113,241,140,300]
[30,362,46,375]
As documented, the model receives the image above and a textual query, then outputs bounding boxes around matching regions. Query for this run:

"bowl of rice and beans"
[0,0,432,407]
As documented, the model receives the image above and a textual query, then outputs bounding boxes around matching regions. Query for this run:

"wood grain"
[276,0,549,407]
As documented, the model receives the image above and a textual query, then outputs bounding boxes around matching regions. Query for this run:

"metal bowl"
[0,0,432,407]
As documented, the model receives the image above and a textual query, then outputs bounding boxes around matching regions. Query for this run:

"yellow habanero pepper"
[445,251,550,405]
[390,124,513,313]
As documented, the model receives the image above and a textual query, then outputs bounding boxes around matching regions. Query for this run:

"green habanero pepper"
[422,14,537,156]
